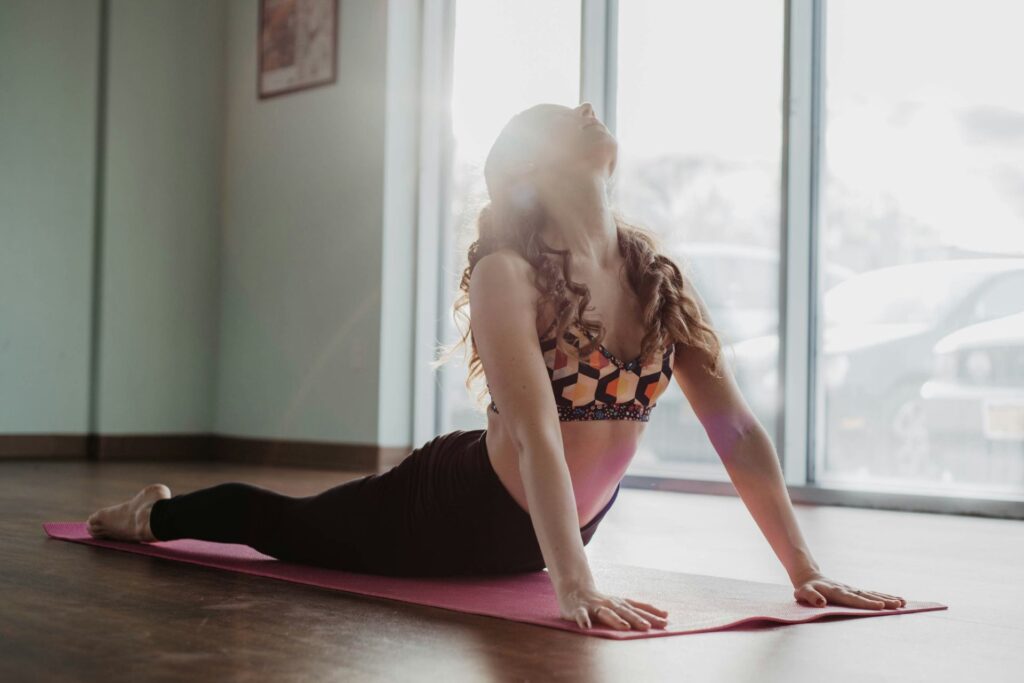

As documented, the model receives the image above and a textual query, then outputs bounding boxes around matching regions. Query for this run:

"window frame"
[414,0,1024,519]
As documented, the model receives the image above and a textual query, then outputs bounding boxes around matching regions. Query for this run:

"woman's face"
[492,102,618,184]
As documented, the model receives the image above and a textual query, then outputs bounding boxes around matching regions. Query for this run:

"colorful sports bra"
[488,322,676,422]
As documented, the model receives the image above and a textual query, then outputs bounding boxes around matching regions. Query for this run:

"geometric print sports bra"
[488,321,676,423]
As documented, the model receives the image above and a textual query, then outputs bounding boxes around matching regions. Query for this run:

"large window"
[615,0,785,479]
[815,0,1024,495]
[428,0,1024,512]
[439,0,581,431]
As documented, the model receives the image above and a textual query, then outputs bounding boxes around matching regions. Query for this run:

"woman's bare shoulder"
[472,248,533,279]
[470,249,547,336]
[470,249,535,300]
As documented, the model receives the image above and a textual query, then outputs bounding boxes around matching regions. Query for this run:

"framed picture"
[258,0,338,99]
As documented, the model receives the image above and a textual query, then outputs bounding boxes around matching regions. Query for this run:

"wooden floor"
[2,460,1022,682]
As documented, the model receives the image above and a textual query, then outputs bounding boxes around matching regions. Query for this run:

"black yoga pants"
[148,429,620,577]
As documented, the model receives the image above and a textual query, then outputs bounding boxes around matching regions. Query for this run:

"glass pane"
[817,0,1024,496]
[439,0,582,432]
[615,0,785,479]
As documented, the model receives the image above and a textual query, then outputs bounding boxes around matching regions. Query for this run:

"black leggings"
[149,429,619,577]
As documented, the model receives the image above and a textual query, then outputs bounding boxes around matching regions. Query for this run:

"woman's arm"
[470,252,668,630]
[672,289,906,610]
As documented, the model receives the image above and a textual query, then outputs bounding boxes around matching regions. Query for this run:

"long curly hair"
[437,110,722,407]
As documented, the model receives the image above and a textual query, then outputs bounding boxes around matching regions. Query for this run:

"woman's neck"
[538,172,618,267]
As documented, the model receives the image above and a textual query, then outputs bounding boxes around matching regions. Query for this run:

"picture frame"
[258,0,339,100]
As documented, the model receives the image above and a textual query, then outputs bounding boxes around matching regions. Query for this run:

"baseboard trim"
[0,434,89,459]
[0,433,411,472]
[216,434,385,471]
[94,434,215,461]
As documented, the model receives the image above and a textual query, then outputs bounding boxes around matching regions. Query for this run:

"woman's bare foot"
[87,484,171,542]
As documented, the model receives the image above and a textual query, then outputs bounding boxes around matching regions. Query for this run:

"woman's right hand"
[558,584,670,631]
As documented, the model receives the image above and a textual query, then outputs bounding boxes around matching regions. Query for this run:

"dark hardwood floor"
[2,460,1021,682]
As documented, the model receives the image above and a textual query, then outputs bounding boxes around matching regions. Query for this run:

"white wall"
[215,0,392,445]
[0,0,100,434]
[1,0,422,454]
[96,0,226,433]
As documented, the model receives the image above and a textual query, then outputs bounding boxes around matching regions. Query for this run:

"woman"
[86,102,905,632]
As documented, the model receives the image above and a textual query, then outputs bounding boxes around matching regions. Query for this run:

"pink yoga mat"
[43,522,945,640]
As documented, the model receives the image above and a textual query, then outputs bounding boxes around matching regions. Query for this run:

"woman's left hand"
[793,573,907,610]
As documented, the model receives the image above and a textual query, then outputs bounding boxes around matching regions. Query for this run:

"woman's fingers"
[830,587,885,610]
[568,595,670,631]
[860,594,894,608]
[866,590,906,607]
[612,603,651,631]
[795,584,827,608]
[625,598,669,618]
[593,605,631,631]
[859,590,903,609]
[628,606,669,628]
[792,578,908,612]
[796,582,905,610]
[622,602,668,628]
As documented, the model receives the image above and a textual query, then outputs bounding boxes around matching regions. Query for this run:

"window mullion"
[414,0,456,446]
[779,0,823,486]
[580,0,617,129]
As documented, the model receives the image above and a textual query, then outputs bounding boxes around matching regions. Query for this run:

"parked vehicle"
[920,312,1024,490]
[706,260,1024,480]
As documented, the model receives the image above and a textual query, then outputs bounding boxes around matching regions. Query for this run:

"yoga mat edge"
[43,521,947,640]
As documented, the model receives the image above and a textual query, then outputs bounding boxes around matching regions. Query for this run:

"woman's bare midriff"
[484,408,645,527]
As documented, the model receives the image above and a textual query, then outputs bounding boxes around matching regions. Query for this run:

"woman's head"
[483,102,617,204]
[442,103,721,404]
[473,102,618,254]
